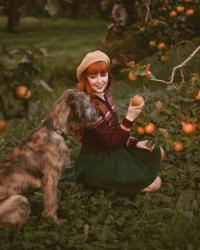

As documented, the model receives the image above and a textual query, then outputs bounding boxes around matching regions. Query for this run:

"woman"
[73,50,164,195]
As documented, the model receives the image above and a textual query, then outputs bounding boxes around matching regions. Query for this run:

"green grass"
[0,16,107,71]
[0,17,200,250]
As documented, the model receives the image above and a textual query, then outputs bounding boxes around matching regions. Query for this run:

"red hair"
[77,61,112,98]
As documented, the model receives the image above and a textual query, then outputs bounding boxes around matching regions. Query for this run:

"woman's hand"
[125,96,144,121]
[136,140,155,152]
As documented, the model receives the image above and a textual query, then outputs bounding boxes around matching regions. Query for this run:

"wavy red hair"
[77,61,112,98]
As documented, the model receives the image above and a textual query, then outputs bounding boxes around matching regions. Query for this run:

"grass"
[0,16,107,72]
[0,17,200,250]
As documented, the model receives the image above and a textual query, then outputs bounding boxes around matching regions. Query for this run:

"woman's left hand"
[136,140,155,152]
[125,99,144,121]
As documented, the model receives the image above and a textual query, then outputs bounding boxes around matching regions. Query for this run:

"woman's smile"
[87,72,108,93]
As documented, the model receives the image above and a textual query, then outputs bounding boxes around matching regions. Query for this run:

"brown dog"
[0,89,98,229]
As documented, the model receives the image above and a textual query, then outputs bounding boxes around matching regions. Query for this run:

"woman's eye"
[101,73,107,77]
[89,75,96,79]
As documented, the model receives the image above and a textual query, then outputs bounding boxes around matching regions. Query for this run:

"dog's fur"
[0,89,98,229]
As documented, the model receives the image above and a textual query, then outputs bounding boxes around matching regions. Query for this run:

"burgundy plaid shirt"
[80,90,138,153]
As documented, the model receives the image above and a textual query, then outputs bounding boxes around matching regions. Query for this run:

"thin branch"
[175,44,185,83]
[158,21,175,36]
[169,45,200,83]
[151,45,200,85]
[150,78,171,84]
[144,0,152,23]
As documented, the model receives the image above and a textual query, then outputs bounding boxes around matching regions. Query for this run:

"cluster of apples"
[173,78,200,152]
[169,0,194,18]
[149,41,169,62]
[147,0,195,63]
[0,85,32,134]
[131,96,158,135]
[173,76,200,151]
[128,63,152,81]
[173,122,198,152]
[139,18,161,32]
[131,96,156,135]
[131,93,199,153]
[135,123,157,135]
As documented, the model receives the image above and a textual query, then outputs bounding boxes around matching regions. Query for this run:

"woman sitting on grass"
[73,50,165,195]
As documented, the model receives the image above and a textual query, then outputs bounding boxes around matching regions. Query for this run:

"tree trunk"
[45,0,59,17]
[5,0,21,32]
[70,1,79,19]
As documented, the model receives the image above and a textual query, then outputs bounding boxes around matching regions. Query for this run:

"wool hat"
[77,50,110,80]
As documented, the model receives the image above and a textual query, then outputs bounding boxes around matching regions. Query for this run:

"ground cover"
[0,17,200,250]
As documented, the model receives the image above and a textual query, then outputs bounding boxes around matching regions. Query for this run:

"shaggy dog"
[0,89,98,229]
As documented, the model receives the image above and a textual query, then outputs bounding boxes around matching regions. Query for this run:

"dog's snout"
[83,107,98,126]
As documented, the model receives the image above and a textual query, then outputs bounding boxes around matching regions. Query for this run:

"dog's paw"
[54,218,66,224]
[42,211,65,224]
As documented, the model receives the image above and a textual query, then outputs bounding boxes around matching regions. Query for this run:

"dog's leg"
[0,195,31,229]
[42,171,61,223]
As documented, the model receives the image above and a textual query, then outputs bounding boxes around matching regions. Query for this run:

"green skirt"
[75,146,161,195]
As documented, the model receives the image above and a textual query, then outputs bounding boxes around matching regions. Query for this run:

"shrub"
[0,45,51,121]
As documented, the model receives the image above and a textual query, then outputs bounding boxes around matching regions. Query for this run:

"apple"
[176,5,185,13]
[149,40,157,49]
[136,126,145,135]
[169,10,177,17]
[182,122,197,134]
[173,141,185,152]
[131,95,144,106]
[128,72,137,81]
[0,120,7,133]
[144,123,156,134]
[157,42,167,50]
[16,85,32,100]
[151,19,160,27]
[160,55,169,62]
[195,90,200,100]
[185,8,194,16]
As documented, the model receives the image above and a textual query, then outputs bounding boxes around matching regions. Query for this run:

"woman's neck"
[95,92,105,100]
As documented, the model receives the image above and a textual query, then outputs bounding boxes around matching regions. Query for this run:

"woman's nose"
[96,74,102,83]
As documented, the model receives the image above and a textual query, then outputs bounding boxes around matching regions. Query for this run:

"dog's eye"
[67,94,77,107]
[68,93,75,102]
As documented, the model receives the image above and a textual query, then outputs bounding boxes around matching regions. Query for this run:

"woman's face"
[87,72,108,93]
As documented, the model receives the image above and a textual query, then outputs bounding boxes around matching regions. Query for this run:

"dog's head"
[44,89,98,134]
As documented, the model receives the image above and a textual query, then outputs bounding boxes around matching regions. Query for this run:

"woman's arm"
[93,116,138,149]
[91,94,143,149]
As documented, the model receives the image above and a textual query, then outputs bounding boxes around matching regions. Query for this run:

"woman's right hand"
[125,96,144,121]
[136,140,155,152]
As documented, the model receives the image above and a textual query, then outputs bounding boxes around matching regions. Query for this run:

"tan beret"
[77,50,110,80]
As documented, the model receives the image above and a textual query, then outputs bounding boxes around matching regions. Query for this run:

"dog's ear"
[66,91,78,109]
[43,89,74,132]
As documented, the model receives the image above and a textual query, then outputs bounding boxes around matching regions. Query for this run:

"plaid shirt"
[80,90,138,153]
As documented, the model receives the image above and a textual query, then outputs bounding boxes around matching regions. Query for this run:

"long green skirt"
[75,146,161,195]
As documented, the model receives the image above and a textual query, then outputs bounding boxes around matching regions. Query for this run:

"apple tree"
[0,45,50,130]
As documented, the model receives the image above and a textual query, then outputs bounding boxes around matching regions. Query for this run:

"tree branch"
[144,0,151,23]
[151,45,200,85]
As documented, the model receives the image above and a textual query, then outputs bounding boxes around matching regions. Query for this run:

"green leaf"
[166,85,175,91]
[39,48,48,57]
[20,54,32,64]
[176,190,195,218]
[33,79,52,92]
[179,97,194,103]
